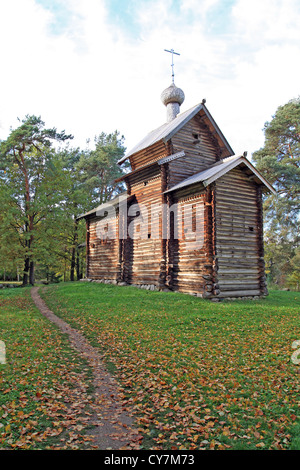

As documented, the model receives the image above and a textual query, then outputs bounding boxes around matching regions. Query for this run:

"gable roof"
[164,155,276,194]
[118,102,234,164]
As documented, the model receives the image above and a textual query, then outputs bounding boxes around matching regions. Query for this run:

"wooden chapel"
[78,77,275,299]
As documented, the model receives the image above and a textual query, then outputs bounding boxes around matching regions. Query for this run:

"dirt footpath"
[31,286,140,450]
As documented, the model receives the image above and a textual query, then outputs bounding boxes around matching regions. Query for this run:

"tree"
[76,131,128,205]
[0,115,73,285]
[287,247,300,291]
[0,121,129,285]
[58,132,129,281]
[0,211,23,281]
[56,147,92,282]
[252,98,300,287]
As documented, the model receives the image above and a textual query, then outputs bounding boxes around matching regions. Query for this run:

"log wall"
[123,168,163,286]
[129,141,168,171]
[168,116,220,187]
[214,168,263,298]
[87,214,119,280]
[170,192,207,294]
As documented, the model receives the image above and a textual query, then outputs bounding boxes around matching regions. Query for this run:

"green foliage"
[77,131,129,205]
[0,115,128,284]
[0,115,73,285]
[253,97,300,289]
[253,98,300,188]
[0,115,72,160]
[287,248,300,291]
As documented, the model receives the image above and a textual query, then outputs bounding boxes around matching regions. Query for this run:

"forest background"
[0,98,299,290]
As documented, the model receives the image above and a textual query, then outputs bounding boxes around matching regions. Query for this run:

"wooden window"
[192,133,201,144]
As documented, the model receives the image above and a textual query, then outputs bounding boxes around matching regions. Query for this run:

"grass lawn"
[38,282,300,451]
[0,287,96,450]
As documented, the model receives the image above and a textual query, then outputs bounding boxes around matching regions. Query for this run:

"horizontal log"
[216,203,258,216]
[131,276,161,282]
[219,281,260,288]
[216,223,258,233]
[218,270,259,276]
[173,273,206,280]
[218,289,261,297]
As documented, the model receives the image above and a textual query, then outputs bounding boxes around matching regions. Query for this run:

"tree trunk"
[19,151,35,287]
[29,261,35,286]
[23,257,30,286]
[76,247,81,280]
[70,246,75,281]
[70,218,79,281]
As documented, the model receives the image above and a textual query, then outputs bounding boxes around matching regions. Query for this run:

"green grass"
[39,282,300,450]
[0,287,95,450]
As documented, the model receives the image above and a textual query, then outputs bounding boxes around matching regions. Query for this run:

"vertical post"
[202,185,217,298]
[159,163,168,290]
[117,195,128,282]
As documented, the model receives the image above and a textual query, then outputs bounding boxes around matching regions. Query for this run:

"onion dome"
[161,83,185,122]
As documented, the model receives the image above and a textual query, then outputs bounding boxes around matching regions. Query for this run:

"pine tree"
[0,115,72,285]
[252,98,300,287]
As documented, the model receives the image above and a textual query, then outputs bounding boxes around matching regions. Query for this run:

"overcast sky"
[0,0,299,159]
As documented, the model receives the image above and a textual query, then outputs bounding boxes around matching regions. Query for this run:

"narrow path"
[31,287,140,450]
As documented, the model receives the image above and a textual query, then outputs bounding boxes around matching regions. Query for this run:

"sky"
[0,0,299,160]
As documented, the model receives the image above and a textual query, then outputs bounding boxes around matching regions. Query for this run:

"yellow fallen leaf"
[256,442,265,448]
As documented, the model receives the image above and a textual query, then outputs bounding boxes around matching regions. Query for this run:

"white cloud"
[0,0,299,159]
[232,0,300,44]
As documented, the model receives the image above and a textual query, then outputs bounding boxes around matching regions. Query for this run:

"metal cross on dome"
[164,48,180,84]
